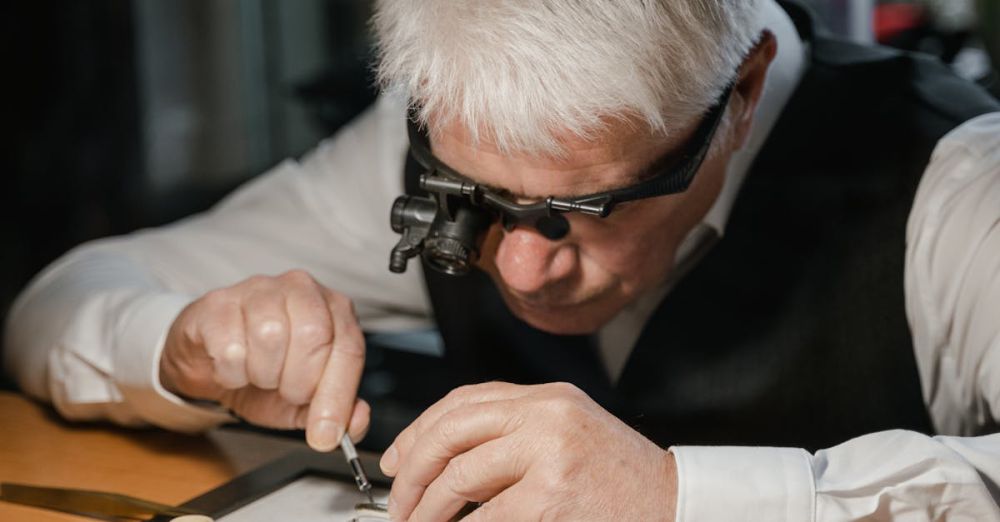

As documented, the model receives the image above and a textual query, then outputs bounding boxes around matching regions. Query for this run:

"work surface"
[0,391,307,521]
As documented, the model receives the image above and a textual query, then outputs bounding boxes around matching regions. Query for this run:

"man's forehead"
[427,117,687,199]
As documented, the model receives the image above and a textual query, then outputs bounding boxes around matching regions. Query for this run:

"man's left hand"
[379,382,677,521]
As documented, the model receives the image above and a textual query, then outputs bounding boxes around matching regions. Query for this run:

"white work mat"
[219,475,389,521]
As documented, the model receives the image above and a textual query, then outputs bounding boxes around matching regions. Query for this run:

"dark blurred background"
[1,0,998,394]
[0,0,377,390]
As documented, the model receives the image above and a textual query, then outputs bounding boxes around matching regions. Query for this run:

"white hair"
[373,0,764,156]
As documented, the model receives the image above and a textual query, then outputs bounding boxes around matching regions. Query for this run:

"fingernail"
[380,445,399,474]
[308,419,344,452]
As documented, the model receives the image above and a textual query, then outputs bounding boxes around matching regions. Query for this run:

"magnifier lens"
[423,237,473,276]
[534,215,570,240]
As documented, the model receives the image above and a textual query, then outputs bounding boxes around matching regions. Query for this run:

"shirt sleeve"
[672,431,1000,521]
[2,93,432,432]
[905,112,1000,436]
[671,112,1000,521]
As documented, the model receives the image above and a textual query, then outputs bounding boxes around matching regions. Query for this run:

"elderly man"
[5,0,1000,520]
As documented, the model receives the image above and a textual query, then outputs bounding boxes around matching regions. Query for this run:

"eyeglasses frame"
[405,80,736,239]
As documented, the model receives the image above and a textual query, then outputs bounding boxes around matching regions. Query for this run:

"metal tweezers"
[0,482,207,520]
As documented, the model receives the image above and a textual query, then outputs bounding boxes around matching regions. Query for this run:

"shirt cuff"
[671,445,815,522]
[112,292,234,432]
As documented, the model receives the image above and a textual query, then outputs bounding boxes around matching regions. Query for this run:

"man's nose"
[493,226,577,294]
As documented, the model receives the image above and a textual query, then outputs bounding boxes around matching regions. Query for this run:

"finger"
[305,290,366,452]
[294,397,369,438]
[242,289,289,390]
[279,282,333,405]
[389,400,522,520]
[221,386,309,429]
[347,398,371,441]
[382,382,533,476]
[200,300,249,389]
[404,436,524,522]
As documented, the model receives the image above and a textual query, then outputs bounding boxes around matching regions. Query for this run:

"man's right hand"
[159,269,369,452]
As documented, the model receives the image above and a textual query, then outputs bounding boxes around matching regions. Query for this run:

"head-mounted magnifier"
[388,81,735,276]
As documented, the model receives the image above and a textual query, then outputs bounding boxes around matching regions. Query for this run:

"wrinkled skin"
[160,270,369,450]
[380,382,677,522]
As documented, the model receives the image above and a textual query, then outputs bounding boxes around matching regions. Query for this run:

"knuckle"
[294,320,333,349]
[204,332,243,360]
[220,342,246,365]
[483,380,512,392]
[244,274,272,288]
[547,381,585,400]
[539,394,580,421]
[434,413,464,445]
[444,384,477,403]
[175,314,202,346]
[281,269,315,285]
[200,288,230,307]
[442,455,475,497]
[251,318,287,343]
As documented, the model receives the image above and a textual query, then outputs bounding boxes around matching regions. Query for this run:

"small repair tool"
[340,433,374,504]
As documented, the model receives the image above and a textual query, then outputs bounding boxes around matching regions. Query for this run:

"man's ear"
[729,30,777,150]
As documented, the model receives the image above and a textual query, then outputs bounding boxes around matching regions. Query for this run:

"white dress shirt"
[4,1,999,519]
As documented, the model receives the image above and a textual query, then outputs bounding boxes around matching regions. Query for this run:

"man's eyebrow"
[485,184,527,200]
[478,179,591,200]
[426,145,540,200]
[627,145,681,185]
[444,168,541,200]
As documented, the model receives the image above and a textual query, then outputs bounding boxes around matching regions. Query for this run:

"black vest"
[404,3,1000,452]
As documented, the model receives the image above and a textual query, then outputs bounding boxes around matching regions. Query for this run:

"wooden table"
[0,391,307,521]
